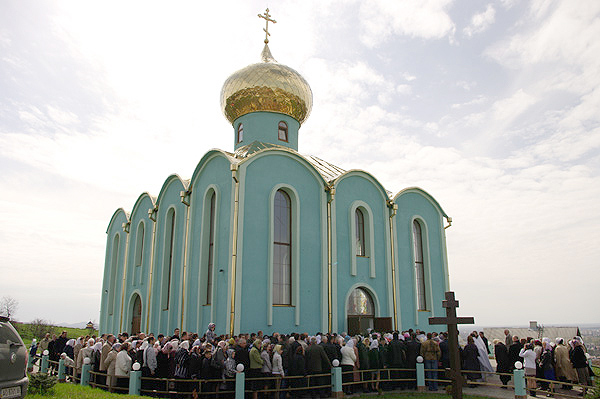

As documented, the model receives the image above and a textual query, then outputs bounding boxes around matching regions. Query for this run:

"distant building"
[484,326,581,343]
[99,33,452,337]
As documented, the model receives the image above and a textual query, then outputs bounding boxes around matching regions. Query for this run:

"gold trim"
[325,184,335,333]
[229,164,240,336]
[272,304,295,307]
[146,206,158,332]
[118,221,131,333]
[180,190,191,330]
[387,200,399,331]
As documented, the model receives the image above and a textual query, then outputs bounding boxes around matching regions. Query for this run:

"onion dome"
[220,44,313,125]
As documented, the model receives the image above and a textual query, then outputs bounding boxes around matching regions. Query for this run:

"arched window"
[278,121,288,142]
[273,190,291,305]
[206,192,216,304]
[355,208,366,256]
[161,208,176,310]
[413,220,427,310]
[108,234,120,315]
[237,123,244,143]
[347,287,375,335]
[134,222,144,267]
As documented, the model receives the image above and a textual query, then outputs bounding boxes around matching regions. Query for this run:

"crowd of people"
[28,324,594,398]
[492,329,593,396]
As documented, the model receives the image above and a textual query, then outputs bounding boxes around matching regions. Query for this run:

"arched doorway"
[131,294,142,335]
[347,287,375,335]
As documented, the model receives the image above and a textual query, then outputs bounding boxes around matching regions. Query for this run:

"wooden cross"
[258,8,277,44]
[429,291,475,399]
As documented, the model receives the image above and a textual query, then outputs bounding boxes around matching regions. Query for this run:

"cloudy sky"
[1,0,598,328]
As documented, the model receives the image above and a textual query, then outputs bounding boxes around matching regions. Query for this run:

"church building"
[100,14,452,337]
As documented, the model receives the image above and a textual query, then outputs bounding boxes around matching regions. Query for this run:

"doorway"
[347,287,374,335]
[131,294,142,335]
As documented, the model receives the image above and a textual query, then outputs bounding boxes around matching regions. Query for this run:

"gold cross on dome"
[258,8,277,43]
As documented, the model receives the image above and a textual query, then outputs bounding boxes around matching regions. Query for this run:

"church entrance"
[347,287,374,336]
[131,294,142,335]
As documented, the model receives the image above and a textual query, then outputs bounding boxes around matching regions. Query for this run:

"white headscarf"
[180,340,190,351]
[369,339,379,350]
[346,338,355,349]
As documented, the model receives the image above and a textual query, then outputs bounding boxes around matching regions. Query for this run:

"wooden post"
[429,291,475,399]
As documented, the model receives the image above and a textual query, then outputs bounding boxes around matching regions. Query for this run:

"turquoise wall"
[99,148,450,336]
[394,189,448,331]
[147,175,188,335]
[185,153,233,334]
[100,209,128,335]
[236,151,326,333]
[233,112,300,151]
[333,172,392,332]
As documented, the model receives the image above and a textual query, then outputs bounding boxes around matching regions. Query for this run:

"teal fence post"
[513,367,526,399]
[41,353,49,373]
[416,358,425,393]
[27,354,34,372]
[58,359,66,382]
[81,362,91,386]
[129,370,142,395]
[331,365,343,398]
[235,370,245,399]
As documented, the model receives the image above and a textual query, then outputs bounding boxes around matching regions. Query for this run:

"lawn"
[14,322,98,348]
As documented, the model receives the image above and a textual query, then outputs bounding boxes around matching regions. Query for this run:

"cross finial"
[258,8,277,44]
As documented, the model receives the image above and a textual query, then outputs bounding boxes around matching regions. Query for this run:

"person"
[174,340,191,393]
[305,336,331,398]
[539,342,556,396]
[261,342,273,396]
[40,333,51,353]
[206,323,217,344]
[519,342,537,397]
[493,339,511,387]
[420,332,441,391]
[508,335,523,370]
[272,345,285,399]
[504,330,513,349]
[473,333,494,378]
[224,348,237,395]
[141,336,157,393]
[405,333,420,390]
[249,339,264,399]
[554,338,576,389]
[368,336,381,392]
[340,338,356,395]
[200,344,220,393]
[571,339,591,396]
[357,337,370,393]
[289,345,307,398]
[388,332,407,389]
[479,331,490,354]
[462,336,481,386]
[104,342,120,392]
[99,334,114,386]
[235,338,250,373]
[115,343,132,390]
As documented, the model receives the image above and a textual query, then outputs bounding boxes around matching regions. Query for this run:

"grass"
[14,322,98,348]
[26,383,145,399]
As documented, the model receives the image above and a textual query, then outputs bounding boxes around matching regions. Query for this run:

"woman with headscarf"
[224,348,237,397]
[519,341,538,397]
[493,339,511,387]
[91,341,103,375]
[462,335,482,386]
[104,342,120,392]
[554,338,576,389]
[206,323,217,345]
[357,337,370,393]
[76,338,95,380]
[340,338,357,395]
[174,340,191,393]
[115,343,132,389]
[368,335,381,392]
[539,342,556,395]
[156,342,172,379]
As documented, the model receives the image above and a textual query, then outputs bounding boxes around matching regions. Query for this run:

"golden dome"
[220,44,313,125]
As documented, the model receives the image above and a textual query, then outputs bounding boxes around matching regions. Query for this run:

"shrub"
[28,372,58,395]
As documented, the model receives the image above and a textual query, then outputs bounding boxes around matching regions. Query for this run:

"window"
[134,222,144,267]
[413,220,427,310]
[108,234,120,315]
[206,192,216,304]
[355,208,366,256]
[162,208,176,310]
[273,190,291,305]
[278,121,288,142]
[237,123,244,143]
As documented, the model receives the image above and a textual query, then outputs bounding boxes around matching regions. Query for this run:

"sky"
[1,0,599,328]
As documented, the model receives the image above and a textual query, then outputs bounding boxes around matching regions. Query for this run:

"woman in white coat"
[115,343,132,389]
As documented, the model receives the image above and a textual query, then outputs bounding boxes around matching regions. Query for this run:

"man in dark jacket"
[508,336,523,370]
[234,338,250,371]
[388,332,407,389]
[405,333,421,390]
[305,337,332,398]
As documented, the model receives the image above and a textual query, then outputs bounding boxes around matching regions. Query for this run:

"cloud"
[357,0,456,46]
[463,4,496,37]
